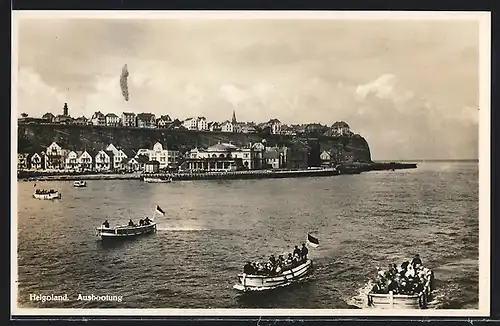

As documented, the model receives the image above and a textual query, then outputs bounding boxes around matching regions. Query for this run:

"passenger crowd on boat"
[34,189,57,194]
[101,217,152,229]
[242,244,309,276]
[126,217,152,227]
[370,254,434,295]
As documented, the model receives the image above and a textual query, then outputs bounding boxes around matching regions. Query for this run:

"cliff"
[17,123,372,163]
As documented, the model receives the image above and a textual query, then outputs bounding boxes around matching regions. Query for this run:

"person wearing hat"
[243,261,254,274]
[301,243,309,261]
[411,254,423,267]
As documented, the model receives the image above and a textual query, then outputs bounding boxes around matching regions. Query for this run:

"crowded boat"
[369,254,434,296]
[33,188,61,200]
[234,242,313,292]
[242,243,309,276]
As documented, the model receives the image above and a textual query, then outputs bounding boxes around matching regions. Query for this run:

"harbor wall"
[18,163,417,182]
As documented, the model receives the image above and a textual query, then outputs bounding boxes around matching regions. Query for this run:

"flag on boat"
[307,233,319,248]
[156,205,165,216]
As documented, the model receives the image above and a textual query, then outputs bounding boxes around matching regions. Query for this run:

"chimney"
[63,103,68,116]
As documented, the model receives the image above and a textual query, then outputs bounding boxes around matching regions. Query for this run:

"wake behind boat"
[96,205,165,240]
[33,189,61,200]
[234,234,319,292]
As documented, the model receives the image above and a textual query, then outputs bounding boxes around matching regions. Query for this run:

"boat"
[366,263,434,309]
[96,221,157,240]
[143,176,172,183]
[73,180,87,187]
[33,189,61,200]
[95,205,165,240]
[233,259,313,292]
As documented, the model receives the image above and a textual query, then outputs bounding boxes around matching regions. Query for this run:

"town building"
[105,113,121,127]
[136,113,156,128]
[157,115,172,128]
[31,152,47,170]
[65,150,83,170]
[124,155,149,172]
[121,112,137,127]
[183,141,265,172]
[148,142,180,170]
[17,153,30,170]
[144,161,160,173]
[331,121,351,136]
[91,112,106,126]
[94,150,115,171]
[45,142,68,170]
[42,113,55,123]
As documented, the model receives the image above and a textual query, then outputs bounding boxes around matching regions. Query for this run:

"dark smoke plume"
[120,64,129,101]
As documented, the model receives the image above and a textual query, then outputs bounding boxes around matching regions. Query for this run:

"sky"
[14,14,483,160]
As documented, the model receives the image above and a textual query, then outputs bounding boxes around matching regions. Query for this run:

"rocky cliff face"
[17,124,372,163]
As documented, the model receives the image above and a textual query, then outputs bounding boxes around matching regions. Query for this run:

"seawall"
[18,162,417,182]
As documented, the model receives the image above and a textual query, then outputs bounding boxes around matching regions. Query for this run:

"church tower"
[232,110,237,124]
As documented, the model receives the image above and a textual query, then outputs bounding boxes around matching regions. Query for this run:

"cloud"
[17,67,68,116]
[15,18,480,159]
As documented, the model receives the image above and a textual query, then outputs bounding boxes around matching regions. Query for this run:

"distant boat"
[95,205,165,240]
[33,189,61,200]
[73,180,87,187]
[143,176,172,183]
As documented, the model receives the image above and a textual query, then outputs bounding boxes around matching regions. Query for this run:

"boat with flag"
[95,205,166,240]
[233,233,319,292]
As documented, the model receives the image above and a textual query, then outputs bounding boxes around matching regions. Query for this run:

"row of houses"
[18,137,357,173]
[17,142,180,173]
[24,103,353,137]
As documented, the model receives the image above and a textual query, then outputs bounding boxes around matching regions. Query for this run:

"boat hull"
[233,259,312,292]
[33,192,61,200]
[96,222,157,240]
[143,178,172,183]
[367,290,431,309]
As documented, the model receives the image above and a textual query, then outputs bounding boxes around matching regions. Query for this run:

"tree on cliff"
[21,113,28,118]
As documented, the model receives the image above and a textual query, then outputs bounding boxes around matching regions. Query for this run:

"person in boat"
[387,264,397,278]
[139,219,144,226]
[400,261,410,273]
[128,219,135,227]
[243,261,255,274]
[293,245,301,258]
[301,243,308,261]
[144,217,151,225]
[102,220,110,228]
[411,254,422,267]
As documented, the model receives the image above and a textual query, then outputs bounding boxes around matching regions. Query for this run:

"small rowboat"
[96,222,157,240]
[143,177,172,183]
[33,190,61,200]
[233,259,313,292]
[73,180,87,187]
